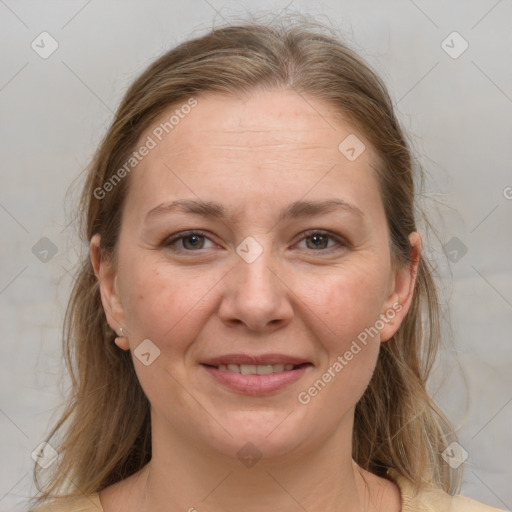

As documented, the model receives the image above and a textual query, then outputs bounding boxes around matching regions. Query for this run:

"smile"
[200,355,313,395]
[213,363,305,374]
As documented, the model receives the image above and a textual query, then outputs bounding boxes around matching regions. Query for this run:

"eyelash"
[162,230,348,254]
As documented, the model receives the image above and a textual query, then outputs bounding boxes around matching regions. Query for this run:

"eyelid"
[162,230,218,251]
[293,229,349,252]
[162,229,348,254]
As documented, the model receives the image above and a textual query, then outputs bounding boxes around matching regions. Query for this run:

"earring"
[114,326,130,351]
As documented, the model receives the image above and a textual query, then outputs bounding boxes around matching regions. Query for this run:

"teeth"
[240,364,256,375]
[216,363,297,374]
[256,365,274,375]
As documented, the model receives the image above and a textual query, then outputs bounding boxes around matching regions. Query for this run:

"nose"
[218,249,294,333]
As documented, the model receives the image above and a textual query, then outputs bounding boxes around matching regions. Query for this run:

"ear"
[90,234,129,350]
[379,232,422,342]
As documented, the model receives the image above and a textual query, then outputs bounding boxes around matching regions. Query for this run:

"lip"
[200,353,310,366]
[200,353,313,395]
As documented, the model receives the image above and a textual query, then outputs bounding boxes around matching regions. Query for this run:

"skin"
[91,88,421,512]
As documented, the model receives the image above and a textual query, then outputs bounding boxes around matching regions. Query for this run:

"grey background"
[1,1,511,510]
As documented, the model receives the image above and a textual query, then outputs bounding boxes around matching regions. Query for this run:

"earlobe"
[114,327,131,351]
[90,234,127,336]
[379,232,422,342]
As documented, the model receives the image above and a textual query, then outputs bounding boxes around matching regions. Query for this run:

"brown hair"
[30,14,461,509]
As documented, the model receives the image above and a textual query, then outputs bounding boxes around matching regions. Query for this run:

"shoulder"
[407,486,507,512]
[30,493,103,512]
[388,470,507,512]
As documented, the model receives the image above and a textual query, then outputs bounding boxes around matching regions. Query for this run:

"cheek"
[118,259,216,357]
[306,263,390,349]
[117,260,222,415]
[293,265,388,412]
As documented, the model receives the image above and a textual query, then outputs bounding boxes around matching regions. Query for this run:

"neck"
[136,412,378,512]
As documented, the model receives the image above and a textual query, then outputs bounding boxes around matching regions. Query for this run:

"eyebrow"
[144,198,364,224]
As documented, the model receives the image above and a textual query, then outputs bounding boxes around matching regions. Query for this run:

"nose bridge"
[219,236,293,330]
[235,237,280,302]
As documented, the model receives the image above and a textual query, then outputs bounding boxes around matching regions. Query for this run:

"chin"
[206,410,316,464]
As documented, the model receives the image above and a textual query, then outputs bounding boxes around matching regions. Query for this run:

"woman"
[30,17,504,512]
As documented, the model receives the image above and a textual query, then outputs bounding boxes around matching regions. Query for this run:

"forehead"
[167,89,362,156]
[124,89,383,222]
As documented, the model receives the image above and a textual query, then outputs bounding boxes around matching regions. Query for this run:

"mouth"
[203,362,311,374]
[200,354,313,395]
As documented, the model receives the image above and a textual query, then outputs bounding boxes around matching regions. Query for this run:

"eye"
[162,231,217,251]
[161,229,348,254]
[295,230,347,253]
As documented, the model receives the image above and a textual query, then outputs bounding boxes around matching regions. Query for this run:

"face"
[91,88,419,464]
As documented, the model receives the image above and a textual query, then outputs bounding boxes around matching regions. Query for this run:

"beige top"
[32,470,507,512]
